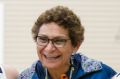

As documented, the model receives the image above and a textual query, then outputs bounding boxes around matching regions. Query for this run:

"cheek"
[37,46,45,53]
[61,48,73,59]
[63,47,74,55]
[37,46,45,58]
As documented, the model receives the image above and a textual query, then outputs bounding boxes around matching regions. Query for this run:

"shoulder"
[18,61,38,79]
[73,53,116,78]
[101,63,117,77]
[89,63,117,79]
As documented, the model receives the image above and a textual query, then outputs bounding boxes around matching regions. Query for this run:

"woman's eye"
[38,37,48,43]
[54,39,66,44]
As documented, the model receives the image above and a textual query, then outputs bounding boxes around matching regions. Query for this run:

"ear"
[73,42,81,54]
[77,41,81,49]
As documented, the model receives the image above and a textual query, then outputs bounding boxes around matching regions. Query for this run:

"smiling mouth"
[44,55,61,60]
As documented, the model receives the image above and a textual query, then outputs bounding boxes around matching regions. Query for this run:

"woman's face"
[37,22,78,69]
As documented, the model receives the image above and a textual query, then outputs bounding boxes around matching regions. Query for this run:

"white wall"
[4,0,120,72]
[0,2,4,64]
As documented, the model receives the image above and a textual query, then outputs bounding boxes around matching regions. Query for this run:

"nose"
[44,41,56,52]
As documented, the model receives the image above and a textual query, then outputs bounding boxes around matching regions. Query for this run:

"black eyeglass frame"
[36,36,70,47]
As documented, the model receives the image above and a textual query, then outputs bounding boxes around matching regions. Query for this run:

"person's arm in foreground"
[4,65,19,79]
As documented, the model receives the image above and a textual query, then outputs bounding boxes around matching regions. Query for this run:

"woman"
[18,6,116,79]
[0,65,18,79]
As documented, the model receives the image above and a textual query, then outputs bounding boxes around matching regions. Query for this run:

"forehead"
[38,22,69,37]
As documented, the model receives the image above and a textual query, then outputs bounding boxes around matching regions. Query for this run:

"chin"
[44,63,61,69]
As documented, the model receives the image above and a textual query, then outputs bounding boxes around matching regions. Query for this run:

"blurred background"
[0,0,120,72]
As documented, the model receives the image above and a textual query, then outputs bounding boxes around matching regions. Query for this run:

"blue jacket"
[18,54,116,79]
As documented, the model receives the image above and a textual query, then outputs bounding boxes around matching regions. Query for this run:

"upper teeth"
[46,55,58,58]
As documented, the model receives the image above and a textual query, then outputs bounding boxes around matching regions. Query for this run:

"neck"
[48,64,70,79]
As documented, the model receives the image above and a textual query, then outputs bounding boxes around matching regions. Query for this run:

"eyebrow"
[37,34,69,39]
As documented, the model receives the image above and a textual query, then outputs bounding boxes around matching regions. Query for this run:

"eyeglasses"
[36,35,70,47]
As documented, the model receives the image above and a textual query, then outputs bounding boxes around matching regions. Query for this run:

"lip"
[44,54,61,60]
